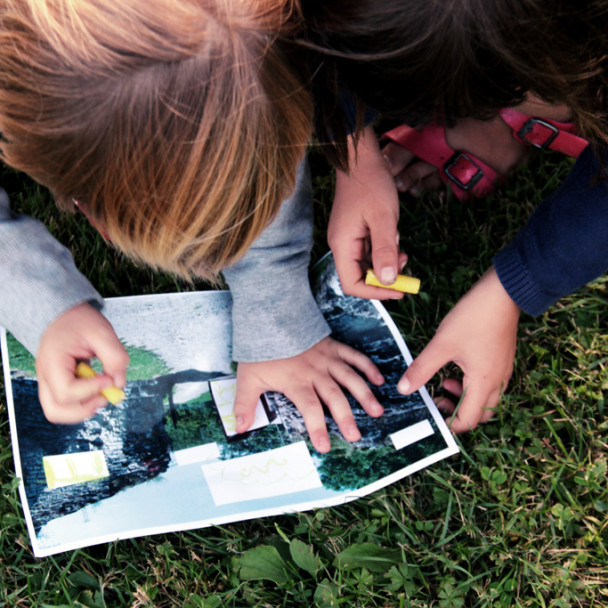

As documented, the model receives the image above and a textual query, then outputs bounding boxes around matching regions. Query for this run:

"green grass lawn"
[1,148,607,607]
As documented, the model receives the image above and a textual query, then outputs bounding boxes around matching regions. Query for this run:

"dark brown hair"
[304,0,608,160]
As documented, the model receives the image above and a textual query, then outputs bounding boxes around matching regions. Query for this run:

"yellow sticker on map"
[43,450,110,489]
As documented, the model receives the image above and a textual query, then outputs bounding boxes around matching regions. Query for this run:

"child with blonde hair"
[0,0,385,453]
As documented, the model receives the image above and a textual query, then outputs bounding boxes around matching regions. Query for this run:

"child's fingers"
[435,378,462,415]
[37,354,116,424]
[397,341,450,396]
[313,378,361,443]
[329,363,384,418]
[349,282,406,301]
[37,380,108,424]
[398,252,409,272]
[284,386,331,453]
[447,382,501,433]
[331,247,369,296]
[67,375,116,403]
[233,373,263,434]
[90,334,130,388]
[332,243,402,301]
[368,216,400,288]
[370,242,400,287]
[435,395,456,415]
[445,384,484,433]
[396,161,438,193]
[442,377,464,397]
[41,358,114,405]
[335,342,384,386]
[382,142,416,175]
[330,238,405,301]
[419,172,444,193]
[479,392,501,423]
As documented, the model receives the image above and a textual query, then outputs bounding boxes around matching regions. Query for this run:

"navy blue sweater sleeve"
[493,146,608,315]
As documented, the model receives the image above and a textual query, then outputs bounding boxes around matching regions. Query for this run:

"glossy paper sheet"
[1,255,458,557]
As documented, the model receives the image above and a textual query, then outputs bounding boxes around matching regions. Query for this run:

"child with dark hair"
[305,0,608,431]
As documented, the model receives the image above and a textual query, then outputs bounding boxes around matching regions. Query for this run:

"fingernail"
[410,187,421,197]
[380,266,397,284]
[371,403,384,416]
[235,415,244,431]
[397,378,410,394]
[382,153,393,169]
[395,178,405,191]
[348,428,362,442]
[345,422,361,438]
[317,436,330,452]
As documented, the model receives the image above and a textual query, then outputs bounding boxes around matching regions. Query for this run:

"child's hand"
[36,303,129,424]
[329,126,408,300]
[396,267,520,432]
[232,336,385,452]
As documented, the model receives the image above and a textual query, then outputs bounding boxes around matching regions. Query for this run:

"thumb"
[397,338,451,395]
[233,367,263,433]
[371,229,400,285]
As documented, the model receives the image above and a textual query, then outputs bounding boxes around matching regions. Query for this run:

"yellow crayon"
[365,269,420,294]
[75,362,126,405]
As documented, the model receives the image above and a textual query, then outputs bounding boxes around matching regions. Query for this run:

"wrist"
[478,266,521,317]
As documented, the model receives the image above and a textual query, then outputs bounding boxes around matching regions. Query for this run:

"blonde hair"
[0,0,313,280]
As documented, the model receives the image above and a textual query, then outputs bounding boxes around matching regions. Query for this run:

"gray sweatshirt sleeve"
[0,188,104,356]
[222,159,331,361]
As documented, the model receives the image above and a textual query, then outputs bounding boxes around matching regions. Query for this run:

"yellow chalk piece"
[365,269,420,294]
[75,362,126,405]
[43,451,110,489]
[99,385,126,405]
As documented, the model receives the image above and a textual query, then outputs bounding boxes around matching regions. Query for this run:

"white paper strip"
[390,420,434,450]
